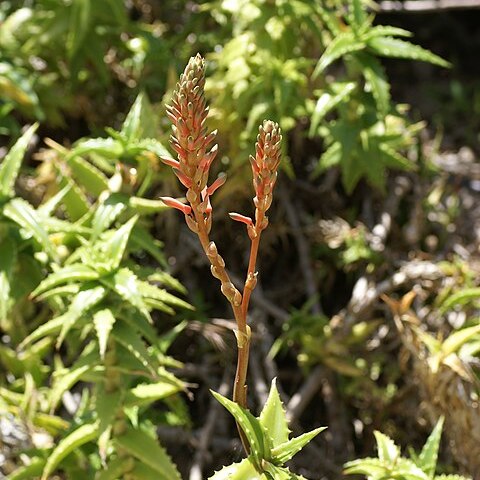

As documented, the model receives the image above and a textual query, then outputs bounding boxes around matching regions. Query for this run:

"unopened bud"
[221,282,240,304]
[245,272,258,291]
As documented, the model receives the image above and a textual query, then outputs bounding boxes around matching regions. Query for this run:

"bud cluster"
[229,120,282,238]
[160,54,224,234]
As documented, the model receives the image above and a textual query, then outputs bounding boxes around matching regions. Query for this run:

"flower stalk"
[161,54,281,449]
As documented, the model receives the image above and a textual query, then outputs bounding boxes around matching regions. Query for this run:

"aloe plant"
[344,417,471,480]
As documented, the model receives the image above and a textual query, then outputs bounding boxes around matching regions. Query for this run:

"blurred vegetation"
[0,1,479,479]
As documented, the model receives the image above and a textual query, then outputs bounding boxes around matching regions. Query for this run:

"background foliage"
[1,0,479,479]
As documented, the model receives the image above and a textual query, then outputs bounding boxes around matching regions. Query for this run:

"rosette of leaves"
[309,0,450,193]
[9,211,191,479]
[344,417,471,480]
[0,124,74,343]
[44,92,171,219]
[210,380,326,479]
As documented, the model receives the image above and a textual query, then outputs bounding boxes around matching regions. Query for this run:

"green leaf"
[129,197,169,215]
[313,32,365,76]
[374,431,400,463]
[95,457,132,480]
[41,422,99,480]
[115,427,181,479]
[67,154,110,196]
[0,236,15,326]
[103,267,151,320]
[112,322,158,375]
[71,137,123,160]
[50,346,98,410]
[93,308,116,360]
[344,457,390,477]
[101,216,138,271]
[4,198,58,261]
[121,92,157,142]
[138,281,192,312]
[309,82,356,136]
[6,457,45,480]
[356,53,390,115]
[125,370,184,407]
[435,476,471,480]
[37,186,71,217]
[368,37,450,68]
[0,123,37,199]
[439,288,480,314]
[95,385,123,459]
[209,458,268,480]
[441,324,480,358]
[67,0,91,60]
[259,379,290,448]
[58,176,90,221]
[91,193,127,240]
[418,417,444,478]
[211,390,266,461]
[32,265,99,297]
[20,316,64,347]
[271,427,326,464]
[57,286,107,347]
[362,25,413,41]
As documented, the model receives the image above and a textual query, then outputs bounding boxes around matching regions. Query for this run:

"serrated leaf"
[125,371,184,407]
[57,286,107,347]
[137,281,192,311]
[32,265,99,297]
[374,430,400,463]
[102,267,151,320]
[208,457,267,479]
[91,193,127,240]
[115,427,181,479]
[93,308,116,359]
[58,176,89,221]
[112,322,158,376]
[0,123,37,199]
[271,427,326,464]
[129,196,169,215]
[4,198,58,261]
[95,385,123,459]
[101,216,137,271]
[50,346,98,410]
[121,92,157,142]
[41,422,99,480]
[211,390,266,462]
[309,82,356,136]
[71,137,123,160]
[418,417,444,477]
[344,457,390,476]
[356,53,390,115]
[20,316,64,347]
[259,379,290,449]
[95,457,132,480]
[362,25,413,41]
[368,37,450,68]
[67,153,110,196]
[313,32,365,76]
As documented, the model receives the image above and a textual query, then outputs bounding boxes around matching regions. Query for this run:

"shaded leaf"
[41,422,99,480]
[0,123,37,199]
[115,427,181,479]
